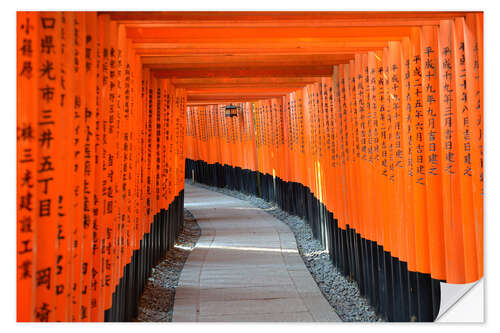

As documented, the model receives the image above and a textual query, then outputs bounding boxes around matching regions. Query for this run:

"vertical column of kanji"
[337,64,349,232]
[92,13,104,321]
[286,96,294,185]
[146,68,153,228]
[261,101,267,180]
[99,14,112,313]
[299,89,307,190]
[233,103,239,170]
[353,55,364,240]
[454,17,479,283]
[312,84,320,199]
[388,42,406,277]
[280,97,286,186]
[241,103,247,172]
[170,82,176,202]
[347,62,358,233]
[247,102,254,174]
[139,68,146,240]
[315,82,325,208]
[271,99,278,191]
[366,52,380,310]
[228,105,234,168]
[363,53,374,245]
[140,67,148,249]
[333,71,341,219]
[185,107,191,163]
[285,96,292,184]
[110,21,123,303]
[343,62,357,279]
[344,63,355,233]
[340,64,352,260]
[143,67,151,230]
[132,51,142,260]
[256,102,262,177]
[211,103,217,166]
[316,84,323,207]
[82,12,97,322]
[180,90,187,193]
[330,69,339,263]
[438,19,466,283]
[17,11,39,322]
[240,102,246,172]
[197,106,203,164]
[366,55,377,246]
[64,12,85,321]
[72,12,87,322]
[160,80,167,209]
[303,86,313,196]
[332,66,344,230]
[278,98,285,188]
[58,12,75,322]
[360,53,372,299]
[178,90,184,195]
[120,26,133,277]
[50,12,68,323]
[156,78,163,209]
[161,79,166,206]
[401,37,417,284]
[389,41,407,322]
[218,105,224,168]
[381,49,395,320]
[266,101,272,178]
[399,37,413,322]
[354,54,366,246]
[374,51,387,253]
[262,101,269,179]
[125,37,136,271]
[245,103,251,173]
[105,16,117,314]
[189,104,193,162]
[350,59,363,291]
[114,23,124,292]
[253,102,260,177]
[420,25,446,284]
[409,29,431,301]
[464,13,483,280]
[192,107,198,164]
[382,47,395,266]
[291,93,299,186]
[151,75,159,221]
[34,12,60,322]
[179,91,185,189]
[320,80,329,211]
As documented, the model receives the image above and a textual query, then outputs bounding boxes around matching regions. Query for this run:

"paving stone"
[172,184,341,322]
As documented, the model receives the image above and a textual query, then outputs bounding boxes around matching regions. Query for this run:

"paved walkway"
[172,184,341,322]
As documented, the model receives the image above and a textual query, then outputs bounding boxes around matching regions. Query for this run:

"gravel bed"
[192,181,383,322]
[134,209,201,322]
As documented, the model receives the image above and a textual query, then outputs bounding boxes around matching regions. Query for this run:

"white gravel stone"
[135,209,201,322]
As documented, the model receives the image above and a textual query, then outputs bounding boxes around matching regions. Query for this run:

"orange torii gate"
[17,11,482,322]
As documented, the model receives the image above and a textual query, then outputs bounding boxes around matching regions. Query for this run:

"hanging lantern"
[223,104,240,117]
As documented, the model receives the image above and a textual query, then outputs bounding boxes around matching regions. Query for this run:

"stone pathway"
[172,184,341,322]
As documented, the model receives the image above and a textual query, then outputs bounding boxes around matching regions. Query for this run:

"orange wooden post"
[438,19,466,283]
[463,13,483,280]
[409,27,431,278]
[454,16,479,283]
[420,25,446,282]
[33,11,61,322]
[17,11,39,322]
